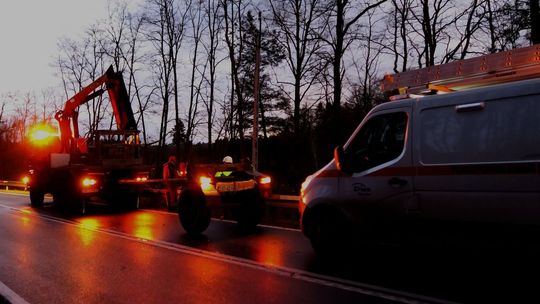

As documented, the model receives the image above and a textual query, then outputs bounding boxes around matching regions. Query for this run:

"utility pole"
[252,11,261,170]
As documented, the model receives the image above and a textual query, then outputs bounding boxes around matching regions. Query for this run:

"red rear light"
[81,175,100,193]
[260,176,271,185]
[134,172,149,182]
[82,177,97,187]
[258,176,272,199]
[179,162,187,177]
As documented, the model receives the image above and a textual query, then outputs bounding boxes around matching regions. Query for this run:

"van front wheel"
[305,207,350,256]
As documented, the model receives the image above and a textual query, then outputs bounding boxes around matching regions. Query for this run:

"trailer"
[174,162,272,234]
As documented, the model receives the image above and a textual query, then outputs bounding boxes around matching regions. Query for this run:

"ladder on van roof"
[382,44,540,100]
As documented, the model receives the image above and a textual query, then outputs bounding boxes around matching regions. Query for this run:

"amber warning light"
[260,176,271,185]
[28,124,58,146]
[199,176,213,191]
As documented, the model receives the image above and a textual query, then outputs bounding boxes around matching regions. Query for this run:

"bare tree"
[14,93,35,142]
[531,0,540,43]
[346,9,383,114]
[185,0,206,159]
[484,0,498,52]
[442,0,485,62]
[121,11,151,144]
[0,99,6,126]
[38,88,60,122]
[269,0,327,137]
[101,0,129,72]
[409,0,472,66]
[387,0,414,72]
[200,0,223,152]
[318,0,386,144]
[145,0,188,164]
[0,98,7,144]
[84,27,109,133]
[56,36,108,135]
[222,0,248,155]
[477,0,530,52]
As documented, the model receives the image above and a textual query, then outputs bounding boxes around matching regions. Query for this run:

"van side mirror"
[334,145,352,175]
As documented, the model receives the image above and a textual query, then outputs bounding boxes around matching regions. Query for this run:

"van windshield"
[344,112,407,172]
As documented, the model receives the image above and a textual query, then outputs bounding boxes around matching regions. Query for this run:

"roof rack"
[381,44,540,99]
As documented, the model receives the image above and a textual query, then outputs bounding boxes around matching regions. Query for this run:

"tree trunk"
[531,0,540,44]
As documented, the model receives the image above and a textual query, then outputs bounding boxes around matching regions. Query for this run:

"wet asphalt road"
[1,191,540,303]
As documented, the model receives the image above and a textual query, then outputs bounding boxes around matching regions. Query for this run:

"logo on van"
[353,183,371,195]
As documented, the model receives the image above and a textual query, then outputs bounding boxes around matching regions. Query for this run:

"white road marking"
[0,203,457,304]
[2,192,302,231]
[0,191,29,197]
[140,208,302,232]
[0,281,30,304]
[252,223,301,232]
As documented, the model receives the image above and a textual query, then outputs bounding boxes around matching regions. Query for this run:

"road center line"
[0,203,457,304]
[140,208,302,232]
[0,280,30,304]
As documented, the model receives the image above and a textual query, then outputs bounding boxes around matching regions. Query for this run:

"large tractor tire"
[178,186,211,235]
[29,189,45,208]
[53,191,68,210]
[72,195,88,215]
[53,186,87,215]
[234,189,265,230]
[111,191,139,211]
[122,193,140,211]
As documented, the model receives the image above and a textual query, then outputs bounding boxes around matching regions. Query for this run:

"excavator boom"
[56,66,137,152]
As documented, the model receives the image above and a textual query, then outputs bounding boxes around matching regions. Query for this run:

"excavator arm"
[56,65,137,152]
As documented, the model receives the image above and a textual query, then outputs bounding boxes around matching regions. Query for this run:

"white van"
[299,75,540,254]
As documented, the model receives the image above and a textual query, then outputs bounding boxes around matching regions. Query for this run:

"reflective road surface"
[1,192,540,303]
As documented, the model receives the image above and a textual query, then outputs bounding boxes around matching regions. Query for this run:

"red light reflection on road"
[78,218,100,246]
[19,207,33,226]
[188,257,226,285]
[133,213,156,241]
[255,239,285,267]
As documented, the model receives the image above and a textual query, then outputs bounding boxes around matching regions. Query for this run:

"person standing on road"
[163,155,179,211]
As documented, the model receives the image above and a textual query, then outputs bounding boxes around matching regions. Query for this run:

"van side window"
[344,112,408,172]
[420,95,540,164]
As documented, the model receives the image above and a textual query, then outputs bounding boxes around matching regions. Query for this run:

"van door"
[338,108,413,228]
[415,93,540,225]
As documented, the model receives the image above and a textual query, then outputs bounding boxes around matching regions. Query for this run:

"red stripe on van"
[367,166,416,176]
[366,163,540,177]
[316,169,348,178]
[317,163,540,178]
[418,163,539,176]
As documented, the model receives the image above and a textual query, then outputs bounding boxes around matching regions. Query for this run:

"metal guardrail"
[1,180,27,191]
[0,180,299,208]
[145,188,299,208]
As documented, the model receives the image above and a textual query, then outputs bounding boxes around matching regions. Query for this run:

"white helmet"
[223,156,233,164]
